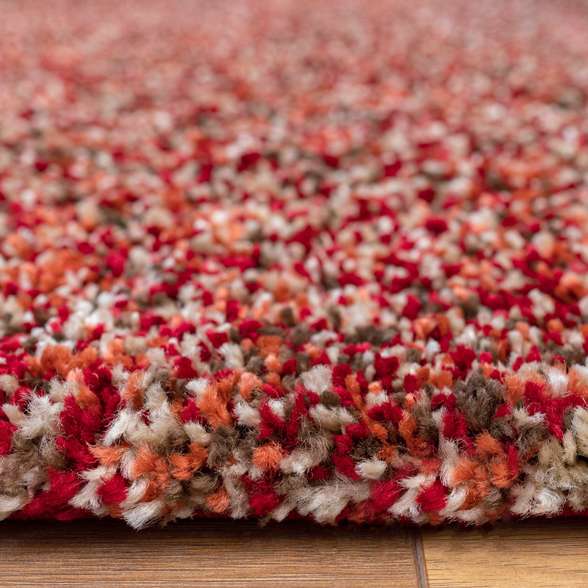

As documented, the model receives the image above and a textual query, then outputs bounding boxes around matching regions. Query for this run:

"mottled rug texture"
[1,0,588,529]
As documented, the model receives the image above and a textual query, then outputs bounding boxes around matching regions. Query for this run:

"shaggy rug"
[1,0,588,529]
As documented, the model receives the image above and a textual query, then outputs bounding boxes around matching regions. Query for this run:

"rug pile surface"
[1,0,588,528]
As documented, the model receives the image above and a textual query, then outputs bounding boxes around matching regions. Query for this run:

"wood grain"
[0,520,418,588]
[4,517,588,587]
[422,518,588,588]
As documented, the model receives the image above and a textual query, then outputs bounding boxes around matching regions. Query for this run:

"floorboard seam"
[411,532,430,588]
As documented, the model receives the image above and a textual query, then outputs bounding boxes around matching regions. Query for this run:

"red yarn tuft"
[0,421,16,456]
[371,480,402,513]
[97,474,128,506]
[417,480,447,513]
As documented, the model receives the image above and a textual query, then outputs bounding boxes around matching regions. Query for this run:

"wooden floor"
[1,517,587,587]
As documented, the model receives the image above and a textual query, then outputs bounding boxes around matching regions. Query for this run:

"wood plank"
[422,518,588,588]
[0,520,418,588]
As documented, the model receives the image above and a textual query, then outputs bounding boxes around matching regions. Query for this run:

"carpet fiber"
[1,0,588,528]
